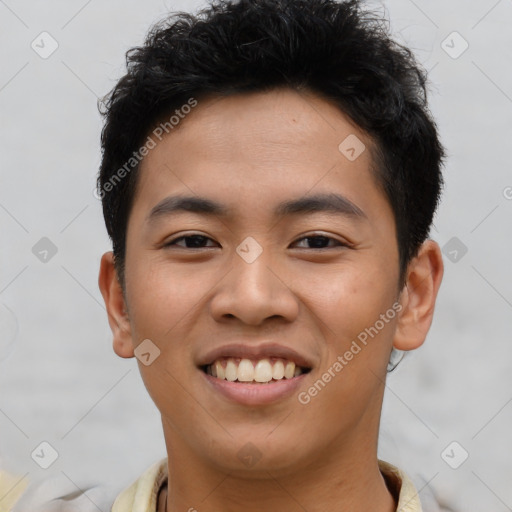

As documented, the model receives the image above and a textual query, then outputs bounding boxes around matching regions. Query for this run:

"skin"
[99,88,443,512]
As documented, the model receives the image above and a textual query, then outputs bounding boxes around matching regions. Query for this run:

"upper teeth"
[206,358,303,383]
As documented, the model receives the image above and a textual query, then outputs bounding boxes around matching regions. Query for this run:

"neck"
[160,427,396,512]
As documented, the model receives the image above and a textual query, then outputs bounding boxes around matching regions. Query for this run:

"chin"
[203,433,312,475]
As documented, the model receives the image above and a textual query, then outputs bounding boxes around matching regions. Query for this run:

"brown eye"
[292,235,346,249]
[165,235,217,249]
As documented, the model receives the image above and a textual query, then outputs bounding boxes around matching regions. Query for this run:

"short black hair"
[97,0,444,289]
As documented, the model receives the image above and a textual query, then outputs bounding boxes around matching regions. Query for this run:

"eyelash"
[163,234,348,250]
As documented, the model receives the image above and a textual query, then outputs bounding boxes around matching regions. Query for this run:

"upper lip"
[197,343,314,369]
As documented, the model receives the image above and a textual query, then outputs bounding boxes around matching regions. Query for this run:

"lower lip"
[201,370,308,405]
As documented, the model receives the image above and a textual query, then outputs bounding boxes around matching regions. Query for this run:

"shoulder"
[8,472,116,512]
[0,470,28,512]
[5,458,167,512]
[379,460,456,512]
[379,460,423,512]
[111,459,168,512]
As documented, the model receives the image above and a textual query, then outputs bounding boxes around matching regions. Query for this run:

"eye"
[163,233,348,250]
[164,234,218,249]
[291,235,347,249]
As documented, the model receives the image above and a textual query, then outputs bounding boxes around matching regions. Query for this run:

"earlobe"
[98,251,135,359]
[393,240,444,351]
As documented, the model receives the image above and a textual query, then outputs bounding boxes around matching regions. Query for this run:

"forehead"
[132,88,392,227]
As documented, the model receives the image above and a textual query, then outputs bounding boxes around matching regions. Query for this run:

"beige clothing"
[0,471,28,512]
[111,458,423,512]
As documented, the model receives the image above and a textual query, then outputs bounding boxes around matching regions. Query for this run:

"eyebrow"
[147,192,367,224]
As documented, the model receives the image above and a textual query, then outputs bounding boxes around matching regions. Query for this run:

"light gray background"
[1,1,511,511]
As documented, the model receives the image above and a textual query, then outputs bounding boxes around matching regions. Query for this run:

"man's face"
[122,88,402,473]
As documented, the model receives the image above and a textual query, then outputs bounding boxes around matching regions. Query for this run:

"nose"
[209,248,299,327]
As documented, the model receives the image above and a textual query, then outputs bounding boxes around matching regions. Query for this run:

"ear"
[393,240,444,351]
[98,251,135,358]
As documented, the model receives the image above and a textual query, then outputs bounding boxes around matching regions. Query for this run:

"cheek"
[125,258,206,339]
[306,264,398,346]
[298,269,398,431]
[138,362,218,447]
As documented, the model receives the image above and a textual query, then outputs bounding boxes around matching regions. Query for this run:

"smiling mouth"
[201,357,312,384]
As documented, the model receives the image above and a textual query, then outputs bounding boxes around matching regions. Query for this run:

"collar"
[112,458,423,512]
